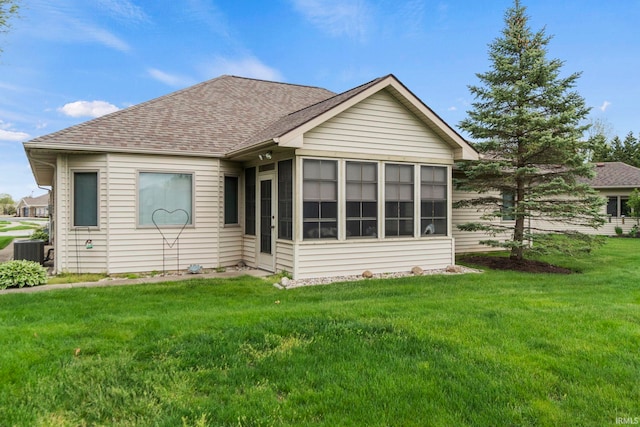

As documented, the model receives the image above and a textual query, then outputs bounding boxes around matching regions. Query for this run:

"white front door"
[257,173,275,271]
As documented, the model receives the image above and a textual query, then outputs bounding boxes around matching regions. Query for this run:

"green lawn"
[0,236,13,250]
[1,239,639,426]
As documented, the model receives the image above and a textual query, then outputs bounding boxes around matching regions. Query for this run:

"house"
[15,193,50,218]
[588,162,640,232]
[23,74,478,278]
[452,161,640,253]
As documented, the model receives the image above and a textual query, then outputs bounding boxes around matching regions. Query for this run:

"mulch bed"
[459,256,573,274]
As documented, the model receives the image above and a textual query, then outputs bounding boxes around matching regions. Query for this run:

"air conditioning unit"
[13,240,45,265]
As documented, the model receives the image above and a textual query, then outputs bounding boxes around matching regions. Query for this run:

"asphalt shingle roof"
[26,75,336,156]
[18,193,49,206]
[587,162,640,188]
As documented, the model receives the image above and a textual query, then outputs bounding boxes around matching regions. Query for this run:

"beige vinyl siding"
[452,189,510,254]
[56,154,108,273]
[275,240,294,274]
[294,238,453,279]
[219,161,243,267]
[452,188,630,254]
[302,89,453,162]
[242,235,257,267]
[106,153,219,274]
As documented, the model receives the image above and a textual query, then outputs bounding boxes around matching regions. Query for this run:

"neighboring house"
[588,162,640,232]
[452,161,640,253]
[23,74,478,278]
[15,193,50,218]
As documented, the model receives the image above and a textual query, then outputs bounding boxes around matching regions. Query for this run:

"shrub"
[615,226,623,236]
[630,224,639,238]
[30,227,49,243]
[0,260,48,290]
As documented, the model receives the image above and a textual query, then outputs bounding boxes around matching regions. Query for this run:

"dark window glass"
[278,160,293,240]
[420,166,447,235]
[303,159,338,240]
[245,167,256,235]
[74,172,98,227]
[607,197,618,217]
[346,162,377,238]
[385,164,414,237]
[224,176,239,224]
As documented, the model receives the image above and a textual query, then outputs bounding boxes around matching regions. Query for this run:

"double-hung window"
[420,166,447,235]
[303,159,338,239]
[138,172,193,226]
[73,171,98,227]
[346,161,377,238]
[385,164,414,237]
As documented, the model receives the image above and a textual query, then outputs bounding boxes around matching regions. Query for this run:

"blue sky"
[1,0,639,200]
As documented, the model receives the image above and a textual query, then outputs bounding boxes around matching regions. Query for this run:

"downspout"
[30,157,57,273]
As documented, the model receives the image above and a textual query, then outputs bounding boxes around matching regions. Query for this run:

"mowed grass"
[0,236,12,250]
[1,239,639,426]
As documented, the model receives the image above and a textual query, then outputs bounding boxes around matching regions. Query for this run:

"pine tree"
[454,0,605,260]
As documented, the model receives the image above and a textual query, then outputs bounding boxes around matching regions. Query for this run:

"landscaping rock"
[446,265,464,273]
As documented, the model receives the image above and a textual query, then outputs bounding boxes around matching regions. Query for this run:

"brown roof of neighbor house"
[18,193,49,206]
[25,75,336,156]
[587,162,640,188]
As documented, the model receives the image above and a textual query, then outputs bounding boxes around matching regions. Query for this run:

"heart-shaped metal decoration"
[151,208,190,248]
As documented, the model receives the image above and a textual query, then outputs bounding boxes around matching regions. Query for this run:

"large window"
[385,164,414,237]
[73,171,98,227]
[421,166,447,235]
[139,172,193,226]
[224,176,239,225]
[278,159,293,240]
[303,159,338,239]
[346,161,377,238]
[245,167,256,235]
[607,196,631,217]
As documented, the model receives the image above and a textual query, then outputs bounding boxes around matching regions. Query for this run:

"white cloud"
[58,101,120,118]
[147,68,195,87]
[203,57,284,82]
[97,0,149,23]
[290,0,372,41]
[29,1,131,52]
[0,129,30,142]
[599,101,612,112]
[0,121,30,142]
[75,21,131,52]
[447,106,457,111]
